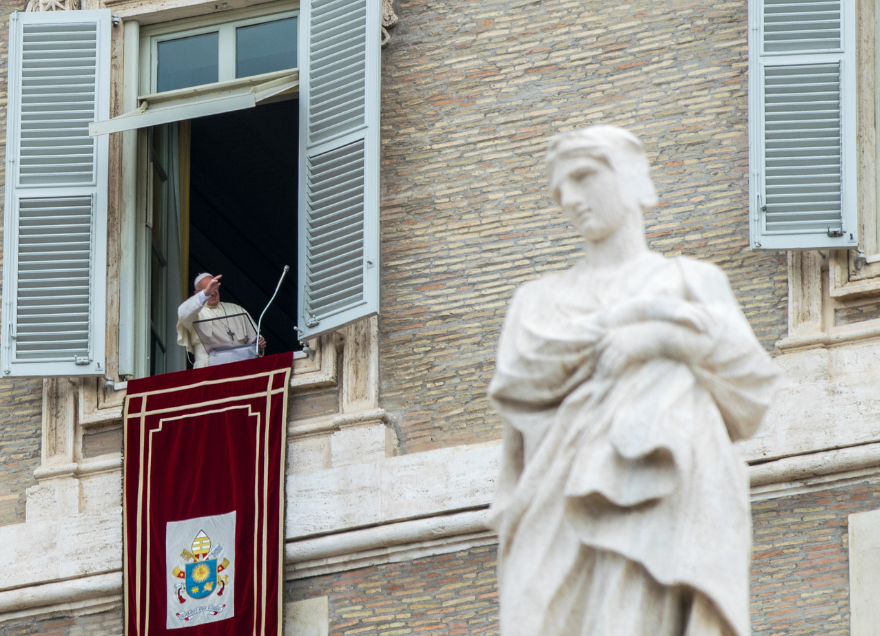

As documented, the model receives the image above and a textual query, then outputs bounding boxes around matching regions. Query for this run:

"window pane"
[157,32,219,92]
[236,18,297,78]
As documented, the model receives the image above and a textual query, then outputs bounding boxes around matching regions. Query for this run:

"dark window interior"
[188,97,301,356]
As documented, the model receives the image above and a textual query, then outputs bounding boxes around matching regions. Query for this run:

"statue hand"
[596,324,662,378]
[598,297,709,333]
[597,321,713,378]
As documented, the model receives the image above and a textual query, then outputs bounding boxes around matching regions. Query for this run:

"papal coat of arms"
[165,512,236,629]
[172,530,230,601]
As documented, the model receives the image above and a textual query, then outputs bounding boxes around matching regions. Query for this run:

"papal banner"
[124,353,291,635]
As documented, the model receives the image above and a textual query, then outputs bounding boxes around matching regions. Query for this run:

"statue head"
[547,125,657,243]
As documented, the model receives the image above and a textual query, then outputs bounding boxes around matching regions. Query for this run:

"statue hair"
[547,125,659,210]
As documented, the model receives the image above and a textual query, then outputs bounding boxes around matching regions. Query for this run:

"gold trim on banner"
[278,367,290,630]
[147,404,262,631]
[261,385,270,636]
[253,408,261,636]
[135,396,146,634]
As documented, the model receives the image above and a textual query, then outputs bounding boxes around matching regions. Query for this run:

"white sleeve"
[178,292,207,330]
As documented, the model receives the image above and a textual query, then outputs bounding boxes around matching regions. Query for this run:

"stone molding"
[291,334,338,393]
[777,322,880,351]
[381,0,398,47]
[25,0,78,11]
[0,573,121,624]
[285,508,493,579]
[7,439,880,621]
[750,442,880,491]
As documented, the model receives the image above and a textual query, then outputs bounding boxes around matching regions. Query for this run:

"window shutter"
[297,0,380,340]
[1,10,111,376]
[749,0,858,250]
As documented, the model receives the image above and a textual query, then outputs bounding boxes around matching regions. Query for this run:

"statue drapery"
[488,252,779,636]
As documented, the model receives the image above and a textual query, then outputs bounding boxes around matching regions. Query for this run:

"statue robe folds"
[488,254,780,636]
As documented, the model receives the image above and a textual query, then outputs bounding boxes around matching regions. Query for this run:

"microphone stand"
[256,265,290,356]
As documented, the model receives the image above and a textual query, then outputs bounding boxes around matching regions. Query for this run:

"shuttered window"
[2,10,111,376]
[749,0,858,250]
[297,0,380,340]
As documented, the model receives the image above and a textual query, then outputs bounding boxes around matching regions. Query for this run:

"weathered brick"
[0,609,122,636]
[377,0,788,453]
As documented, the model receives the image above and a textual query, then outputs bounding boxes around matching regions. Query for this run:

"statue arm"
[596,320,712,378]
[596,259,765,377]
[598,295,710,334]
[678,258,782,440]
[596,259,781,440]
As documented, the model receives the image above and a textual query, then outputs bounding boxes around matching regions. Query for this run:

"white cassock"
[177,291,256,368]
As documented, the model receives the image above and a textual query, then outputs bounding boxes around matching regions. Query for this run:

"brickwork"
[0,379,42,527]
[378,0,788,452]
[0,608,122,636]
[82,426,122,459]
[834,302,880,326]
[749,480,880,636]
[288,545,500,636]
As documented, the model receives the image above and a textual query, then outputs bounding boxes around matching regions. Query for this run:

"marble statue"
[487,125,780,636]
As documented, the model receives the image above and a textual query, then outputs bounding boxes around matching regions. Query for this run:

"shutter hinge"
[827,228,844,238]
[74,356,91,365]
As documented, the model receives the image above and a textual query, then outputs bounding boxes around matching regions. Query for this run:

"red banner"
[124,353,291,636]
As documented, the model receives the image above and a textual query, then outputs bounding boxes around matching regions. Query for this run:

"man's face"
[551,155,633,243]
[197,276,220,307]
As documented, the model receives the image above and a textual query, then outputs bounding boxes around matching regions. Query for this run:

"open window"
[143,101,300,376]
[88,0,381,378]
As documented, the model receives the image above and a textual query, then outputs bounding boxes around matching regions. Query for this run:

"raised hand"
[204,274,222,298]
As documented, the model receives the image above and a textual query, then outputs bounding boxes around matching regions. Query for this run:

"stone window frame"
[782,0,880,349]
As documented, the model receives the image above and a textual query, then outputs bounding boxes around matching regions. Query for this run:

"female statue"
[487,126,780,636]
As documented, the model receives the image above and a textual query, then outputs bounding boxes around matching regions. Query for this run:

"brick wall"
[0,609,122,636]
[287,479,880,636]
[378,0,789,452]
[288,545,500,636]
[749,480,880,635]
[0,378,42,527]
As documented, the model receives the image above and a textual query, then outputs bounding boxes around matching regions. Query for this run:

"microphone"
[255,265,290,356]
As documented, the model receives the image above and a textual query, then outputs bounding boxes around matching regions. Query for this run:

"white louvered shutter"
[749,0,858,250]
[1,10,111,376]
[297,0,380,340]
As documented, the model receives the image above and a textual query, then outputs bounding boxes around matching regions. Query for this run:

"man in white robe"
[177,273,265,368]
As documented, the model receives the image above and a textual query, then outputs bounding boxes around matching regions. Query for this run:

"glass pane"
[236,18,297,79]
[157,32,219,92]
